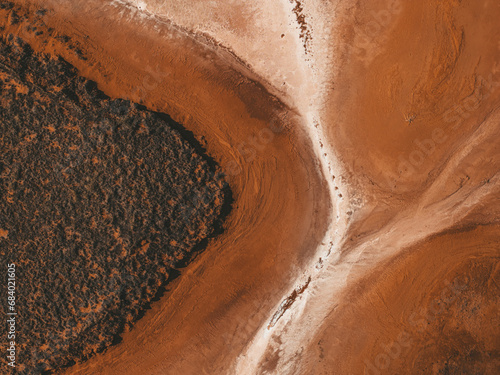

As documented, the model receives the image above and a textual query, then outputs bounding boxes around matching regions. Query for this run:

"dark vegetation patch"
[0,35,231,374]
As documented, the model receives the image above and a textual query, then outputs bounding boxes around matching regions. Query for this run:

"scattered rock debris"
[268,276,312,329]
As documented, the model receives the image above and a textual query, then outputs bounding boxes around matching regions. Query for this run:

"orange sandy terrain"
[247,1,500,374]
[1,0,330,373]
[1,0,499,374]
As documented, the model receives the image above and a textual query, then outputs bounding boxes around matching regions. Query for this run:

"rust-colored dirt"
[0,1,330,374]
[0,0,499,374]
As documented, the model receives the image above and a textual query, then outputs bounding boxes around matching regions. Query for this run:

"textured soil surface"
[0,2,330,374]
[0,30,230,374]
[0,2,331,374]
[0,0,498,374]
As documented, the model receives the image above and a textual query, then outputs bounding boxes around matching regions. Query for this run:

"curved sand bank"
[6,0,332,373]
[6,0,499,373]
